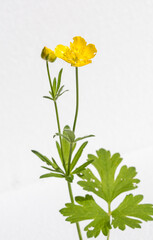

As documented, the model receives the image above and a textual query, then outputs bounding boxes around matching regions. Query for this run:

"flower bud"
[41,46,57,62]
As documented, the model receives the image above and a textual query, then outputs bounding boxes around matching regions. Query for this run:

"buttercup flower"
[55,36,97,67]
[41,46,57,62]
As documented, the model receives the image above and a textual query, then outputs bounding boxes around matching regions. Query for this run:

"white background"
[0,0,153,239]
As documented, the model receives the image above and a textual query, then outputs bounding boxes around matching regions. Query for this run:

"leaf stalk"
[107,202,111,240]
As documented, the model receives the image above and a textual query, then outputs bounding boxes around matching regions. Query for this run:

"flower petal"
[55,37,97,67]
[71,59,92,67]
[83,44,97,59]
[55,44,69,60]
[70,36,87,53]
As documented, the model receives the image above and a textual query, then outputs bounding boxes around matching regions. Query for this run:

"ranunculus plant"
[32,36,153,240]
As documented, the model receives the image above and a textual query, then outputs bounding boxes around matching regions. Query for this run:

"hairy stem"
[73,67,79,132]
[67,182,83,240]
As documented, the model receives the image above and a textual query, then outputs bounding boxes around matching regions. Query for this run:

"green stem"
[53,100,66,168]
[46,61,66,171]
[67,143,72,175]
[71,67,84,239]
[67,182,83,240]
[107,229,110,240]
[107,202,111,240]
[46,62,83,240]
[46,61,54,95]
[67,146,83,240]
[73,67,79,132]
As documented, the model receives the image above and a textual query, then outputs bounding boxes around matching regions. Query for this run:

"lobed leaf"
[62,148,153,238]
[78,168,106,200]
[112,165,140,200]
[78,148,140,203]
[112,194,153,230]
[60,194,111,238]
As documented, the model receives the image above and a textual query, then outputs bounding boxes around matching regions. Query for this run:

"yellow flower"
[55,36,97,67]
[41,47,57,62]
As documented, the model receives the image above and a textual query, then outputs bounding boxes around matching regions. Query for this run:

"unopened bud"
[41,47,57,62]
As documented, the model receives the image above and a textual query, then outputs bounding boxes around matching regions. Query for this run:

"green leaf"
[72,142,76,152]
[56,89,68,100]
[57,68,63,92]
[43,96,53,100]
[78,168,104,199]
[41,166,55,171]
[70,141,88,171]
[32,150,64,175]
[64,128,75,142]
[56,140,75,165]
[61,126,71,163]
[78,148,140,203]
[72,160,93,174]
[40,172,65,179]
[112,194,153,230]
[112,165,140,200]
[51,157,64,173]
[75,134,95,142]
[57,89,68,97]
[61,148,153,238]
[57,85,64,96]
[49,91,52,97]
[41,165,63,174]
[55,126,72,170]
[60,194,111,238]
[55,126,76,172]
[54,133,70,142]
[31,150,55,168]
[56,141,62,161]
[65,174,74,182]
[53,77,57,95]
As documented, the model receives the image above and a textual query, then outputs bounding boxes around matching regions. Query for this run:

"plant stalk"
[73,67,79,132]
[68,67,83,239]
[68,143,72,175]
[46,61,66,171]
[107,230,110,240]
[46,62,83,240]
[67,182,83,240]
